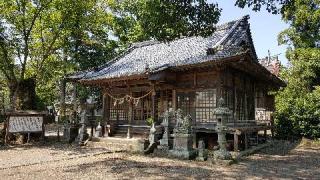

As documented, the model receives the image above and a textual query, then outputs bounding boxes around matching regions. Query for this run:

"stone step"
[89,137,147,152]
[113,125,150,138]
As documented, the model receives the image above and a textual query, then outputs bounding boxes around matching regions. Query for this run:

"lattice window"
[110,100,129,122]
[195,89,216,123]
[255,90,265,108]
[236,91,245,120]
[177,90,217,123]
[223,88,234,111]
[133,92,144,121]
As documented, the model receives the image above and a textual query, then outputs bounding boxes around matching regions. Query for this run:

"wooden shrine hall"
[68,15,285,151]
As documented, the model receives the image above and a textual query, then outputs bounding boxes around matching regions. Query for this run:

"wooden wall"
[102,66,277,126]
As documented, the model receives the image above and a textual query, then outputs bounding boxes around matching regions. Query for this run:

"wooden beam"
[172,89,177,110]
[151,84,156,121]
[102,92,109,136]
[244,133,248,150]
[127,91,133,139]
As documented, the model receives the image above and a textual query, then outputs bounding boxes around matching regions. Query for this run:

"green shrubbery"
[274,49,320,139]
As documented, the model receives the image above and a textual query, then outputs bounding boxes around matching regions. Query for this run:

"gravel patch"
[0,140,319,180]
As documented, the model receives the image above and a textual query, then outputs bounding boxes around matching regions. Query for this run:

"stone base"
[169,149,197,160]
[131,139,147,153]
[212,159,234,166]
[214,150,232,160]
[196,156,207,161]
[196,152,208,161]
[63,126,79,143]
[154,145,170,156]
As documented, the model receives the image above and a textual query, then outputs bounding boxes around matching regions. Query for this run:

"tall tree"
[0,0,117,109]
[0,0,65,109]
[107,0,221,42]
[0,0,222,109]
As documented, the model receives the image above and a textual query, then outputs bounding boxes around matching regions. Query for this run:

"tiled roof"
[259,56,281,76]
[69,15,257,82]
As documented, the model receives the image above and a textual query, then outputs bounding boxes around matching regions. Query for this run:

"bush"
[275,86,320,139]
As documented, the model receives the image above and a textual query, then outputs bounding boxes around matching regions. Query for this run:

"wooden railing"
[195,108,274,128]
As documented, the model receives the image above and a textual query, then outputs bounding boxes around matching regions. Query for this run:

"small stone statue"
[149,123,156,144]
[76,104,89,146]
[169,109,197,159]
[95,122,102,137]
[197,139,208,161]
[174,109,192,134]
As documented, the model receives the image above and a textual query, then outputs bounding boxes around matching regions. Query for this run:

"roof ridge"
[126,15,251,49]
[213,15,250,49]
[131,40,160,48]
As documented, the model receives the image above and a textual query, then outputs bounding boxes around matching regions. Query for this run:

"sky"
[214,0,289,65]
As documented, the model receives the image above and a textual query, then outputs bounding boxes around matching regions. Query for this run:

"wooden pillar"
[159,91,163,117]
[127,92,133,139]
[256,131,259,145]
[244,78,248,120]
[172,89,177,111]
[234,133,239,152]
[59,79,66,118]
[151,85,156,121]
[244,133,248,149]
[71,83,77,122]
[102,93,110,137]
[232,72,236,126]
[217,70,222,100]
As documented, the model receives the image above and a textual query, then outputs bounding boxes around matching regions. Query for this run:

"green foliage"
[146,117,154,126]
[107,0,221,42]
[275,48,320,139]
[0,0,222,109]
[275,1,320,139]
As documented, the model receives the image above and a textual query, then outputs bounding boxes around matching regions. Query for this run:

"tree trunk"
[59,78,66,118]
[8,78,37,111]
[8,82,18,111]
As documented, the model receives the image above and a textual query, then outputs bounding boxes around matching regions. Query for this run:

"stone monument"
[159,108,174,150]
[196,139,208,161]
[76,104,89,146]
[169,109,197,160]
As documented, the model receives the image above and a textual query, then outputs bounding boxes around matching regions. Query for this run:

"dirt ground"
[0,140,319,180]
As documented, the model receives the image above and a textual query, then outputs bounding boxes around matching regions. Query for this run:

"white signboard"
[255,108,272,121]
[8,116,43,133]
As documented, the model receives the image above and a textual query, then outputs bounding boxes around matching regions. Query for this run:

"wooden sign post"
[5,111,46,144]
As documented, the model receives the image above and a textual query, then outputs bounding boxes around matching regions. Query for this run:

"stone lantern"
[212,98,232,160]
